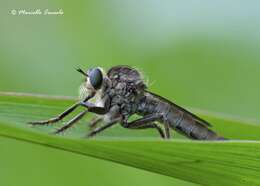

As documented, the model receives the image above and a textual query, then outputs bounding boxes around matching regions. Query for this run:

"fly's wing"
[146,91,212,127]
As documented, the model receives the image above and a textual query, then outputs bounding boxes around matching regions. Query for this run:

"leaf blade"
[1,92,260,186]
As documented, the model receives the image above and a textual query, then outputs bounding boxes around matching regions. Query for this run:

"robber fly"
[29,66,225,140]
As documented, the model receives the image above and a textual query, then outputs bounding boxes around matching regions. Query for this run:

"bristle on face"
[79,83,90,100]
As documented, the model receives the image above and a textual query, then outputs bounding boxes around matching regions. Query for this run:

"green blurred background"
[1,1,260,186]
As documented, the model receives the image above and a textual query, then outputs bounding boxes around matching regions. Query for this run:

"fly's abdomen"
[140,91,225,140]
[165,108,225,140]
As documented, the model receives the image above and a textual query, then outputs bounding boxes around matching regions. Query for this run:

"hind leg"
[125,122,165,138]
[121,114,166,139]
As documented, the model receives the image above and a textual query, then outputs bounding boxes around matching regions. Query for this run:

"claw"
[86,132,95,138]
[51,125,66,134]
[27,117,61,126]
[52,129,63,135]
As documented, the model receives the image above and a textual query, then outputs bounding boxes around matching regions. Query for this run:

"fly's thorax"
[111,78,144,98]
[107,82,141,118]
[105,66,148,117]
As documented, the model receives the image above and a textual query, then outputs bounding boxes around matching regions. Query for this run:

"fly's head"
[77,65,147,102]
[77,67,109,100]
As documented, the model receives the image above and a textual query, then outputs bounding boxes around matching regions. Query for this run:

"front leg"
[54,96,111,134]
[54,103,109,134]
[28,93,95,125]
[29,102,80,125]
[80,102,109,114]
[54,110,88,134]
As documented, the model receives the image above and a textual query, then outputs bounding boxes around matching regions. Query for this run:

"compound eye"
[89,68,103,90]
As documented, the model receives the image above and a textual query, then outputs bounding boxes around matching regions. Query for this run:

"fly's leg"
[29,102,80,125]
[55,94,109,133]
[54,110,88,134]
[87,106,121,138]
[164,123,171,139]
[54,103,109,134]
[126,122,165,138]
[28,94,94,125]
[87,119,119,138]
[123,114,162,127]
[89,116,103,130]
[80,102,108,114]
[121,114,166,139]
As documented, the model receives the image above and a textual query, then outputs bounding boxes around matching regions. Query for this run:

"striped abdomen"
[164,107,224,140]
[140,91,225,140]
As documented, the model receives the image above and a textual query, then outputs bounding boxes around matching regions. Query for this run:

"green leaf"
[0,92,260,186]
